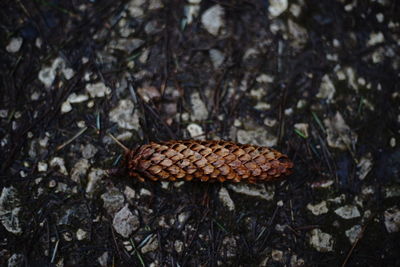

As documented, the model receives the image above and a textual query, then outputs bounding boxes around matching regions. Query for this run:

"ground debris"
[309,229,334,252]
[113,205,140,238]
[0,187,23,235]
[324,112,358,150]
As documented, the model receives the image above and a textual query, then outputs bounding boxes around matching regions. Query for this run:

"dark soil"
[1,0,399,266]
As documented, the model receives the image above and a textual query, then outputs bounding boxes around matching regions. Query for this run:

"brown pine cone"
[125,140,293,183]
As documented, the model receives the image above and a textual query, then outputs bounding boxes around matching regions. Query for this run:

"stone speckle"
[384,206,400,233]
[345,225,362,244]
[6,37,23,53]
[218,187,235,211]
[86,168,105,196]
[190,92,208,121]
[268,0,288,18]
[141,234,159,253]
[334,205,361,219]
[309,229,334,252]
[201,5,225,36]
[187,123,205,140]
[85,82,111,98]
[228,184,274,201]
[109,99,140,130]
[324,112,358,150]
[0,187,23,235]
[113,205,140,238]
[307,201,329,216]
[101,187,125,216]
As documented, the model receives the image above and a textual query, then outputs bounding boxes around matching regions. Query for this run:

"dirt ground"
[1,0,400,266]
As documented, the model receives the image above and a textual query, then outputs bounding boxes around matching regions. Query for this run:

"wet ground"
[1,0,400,266]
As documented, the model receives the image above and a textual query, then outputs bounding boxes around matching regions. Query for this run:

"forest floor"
[1,0,399,266]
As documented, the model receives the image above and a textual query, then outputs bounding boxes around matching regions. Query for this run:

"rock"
[384,185,400,198]
[124,186,136,201]
[227,183,274,201]
[178,211,191,227]
[0,187,23,235]
[345,225,362,244]
[38,67,56,88]
[309,229,334,252]
[384,206,400,233]
[37,161,48,172]
[144,20,164,35]
[141,234,159,253]
[317,75,335,102]
[254,102,271,111]
[81,143,98,159]
[184,3,201,24]
[68,93,89,103]
[76,228,88,241]
[328,194,346,204]
[137,85,161,102]
[62,68,74,80]
[174,240,184,253]
[109,99,140,130]
[50,157,68,175]
[113,205,140,238]
[288,19,308,48]
[111,38,144,54]
[222,236,237,258]
[127,0,145,17]
[140,188,152,197]
[307,201,329,216]
[311,179,334,189]
[357,153,373,180]
[85,82,111,98]
[190,92,208,121]
[237,128,277,147]
[256,74,274,84]
[123,240,133,252]
[101,187,125,216]
[64,231,75,242]
[268,0,288,18]
[294,123,309,138]
[149,0,163,9]
[86,168,106,196]
[58,204,90,225]
[209,49,225,68]
[289,4,301,17]
[6,37,23,53]
[263,118,277,127]
[61,101,72,113]
[367,32,385,46]
[187,123,205,140]
[271,249,283,261]
[334,205,361,219]
[324,112,358,150]
[201,5,225,36]
[290,254,305,267]
[70,159,90,183]
[98,252,109,267]
[218,187,235,211]
[250,88,267,101]
[7,253,24,267]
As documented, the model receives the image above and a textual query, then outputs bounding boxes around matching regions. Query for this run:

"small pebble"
[334,205,361,219]
[307,201,329,216]
[6,37,23,53]
[201,5,225,36]
[37,161,48,172]
[309,229,334,252]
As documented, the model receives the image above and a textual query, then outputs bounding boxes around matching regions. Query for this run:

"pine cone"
[125,140,293,183]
